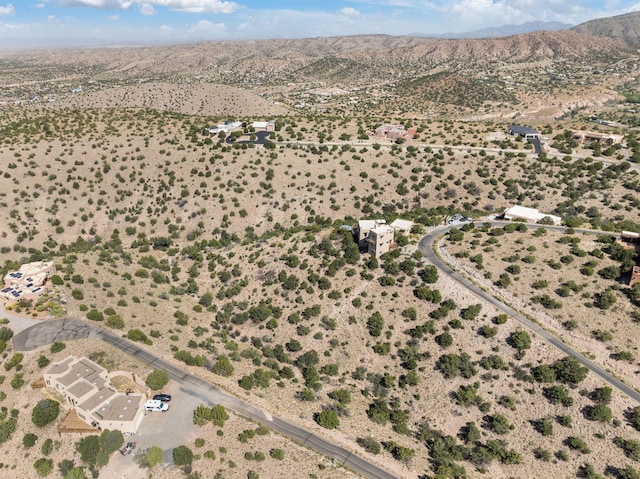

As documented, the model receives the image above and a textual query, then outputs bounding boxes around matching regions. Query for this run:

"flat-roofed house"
[44,356,145,434]
[1,261,56,303]
[357,219,386,249]
[503,205,561,225]
[508,125,540,140]
[365,224,395,258]
[390,219,414,236]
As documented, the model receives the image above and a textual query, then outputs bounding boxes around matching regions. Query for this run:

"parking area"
[133,381,210,450]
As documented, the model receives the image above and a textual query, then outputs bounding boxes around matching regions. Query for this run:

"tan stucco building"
[44,356,146,434]
[1,261,56,303]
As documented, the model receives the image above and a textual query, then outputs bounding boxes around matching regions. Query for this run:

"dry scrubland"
[1,24,640,478]
[0,100,639,479]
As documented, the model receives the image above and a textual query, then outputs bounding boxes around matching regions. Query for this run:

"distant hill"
[571,11,640,47]
[421,21,572,39]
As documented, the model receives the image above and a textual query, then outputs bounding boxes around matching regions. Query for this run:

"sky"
[0,0,639,49]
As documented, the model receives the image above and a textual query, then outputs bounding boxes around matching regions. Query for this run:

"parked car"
[145,399,169,412]
[153,394,172,402]
[120,442,137,456]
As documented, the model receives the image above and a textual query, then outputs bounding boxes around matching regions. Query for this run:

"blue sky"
[1,0,639,48]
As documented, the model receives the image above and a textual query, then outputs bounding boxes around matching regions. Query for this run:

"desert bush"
[613,437,640,461]
[315,409,339,429]
[173,445,193,465]
[532,417,553,436]
[584,404,612,422]
[146,445,163,467]
[23,433,38,447]
[356,437,381,454]
[32,400,60,427]
[50,342,66,353]
[33,458,53,477]
[565,436,590,454]
[145,370,169,390]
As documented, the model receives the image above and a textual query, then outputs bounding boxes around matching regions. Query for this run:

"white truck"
[144,399,169,412]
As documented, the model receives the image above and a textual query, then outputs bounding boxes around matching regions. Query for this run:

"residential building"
[508,125,540,140]
[390,219,414,235]
[618,231,640,252]
[357,219,386,249]
[365,224,395,258]
[1,261,55,303]
[503,205,561,225]
[374,124,407,140]
[43,356,146,434]
[357,218,414,257]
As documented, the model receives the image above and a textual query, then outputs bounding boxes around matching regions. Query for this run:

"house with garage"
[43,356,146,434]
[508,125,541,140]
[503,205,561,225]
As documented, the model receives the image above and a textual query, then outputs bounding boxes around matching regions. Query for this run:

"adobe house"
[43,356,146,434]
[1,261,56,303]
[357,218,415,258]
[374,124,407,140]
[365,224,395,258]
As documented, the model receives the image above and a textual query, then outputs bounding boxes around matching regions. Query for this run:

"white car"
[145,399,169,412]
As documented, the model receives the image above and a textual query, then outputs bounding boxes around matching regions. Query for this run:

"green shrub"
[23,433,38,447]
[357,436,381,454]
[145,370,169,390]
[269,448,284,460]
[33,458,53,477]
[173,445,193,466]
[146,445,163,467]
[37,355,50,369]
[315,409,339,429]
[127,329,152,345]
[50,342,66,354]
[32,400,60,427]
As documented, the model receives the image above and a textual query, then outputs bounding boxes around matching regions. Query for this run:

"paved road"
[0,303,40,332]
[13,318,398,479]
[419,223,640,404]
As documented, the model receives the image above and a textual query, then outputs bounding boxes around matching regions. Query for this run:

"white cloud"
[188,19,227,33]
[59,0,238,13]
[37,2,45,8]
[107,14,119,19]
[60,0,134,8]
[139,2,156,15]
[150,0,238,14]
[340,7,361,16]
[0,3,15,16]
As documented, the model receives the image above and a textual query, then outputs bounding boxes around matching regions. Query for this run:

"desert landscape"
[0,10,640,479]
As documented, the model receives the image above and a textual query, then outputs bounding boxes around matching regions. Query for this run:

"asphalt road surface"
[419,222,640,405]
[13,318,398,479]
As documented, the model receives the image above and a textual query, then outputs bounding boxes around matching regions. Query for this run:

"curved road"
[13,318,397,479]
[419,223,640,404]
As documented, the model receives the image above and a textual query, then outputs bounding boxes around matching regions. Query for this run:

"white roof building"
[503,205,561,225]
[390,219,414,234]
